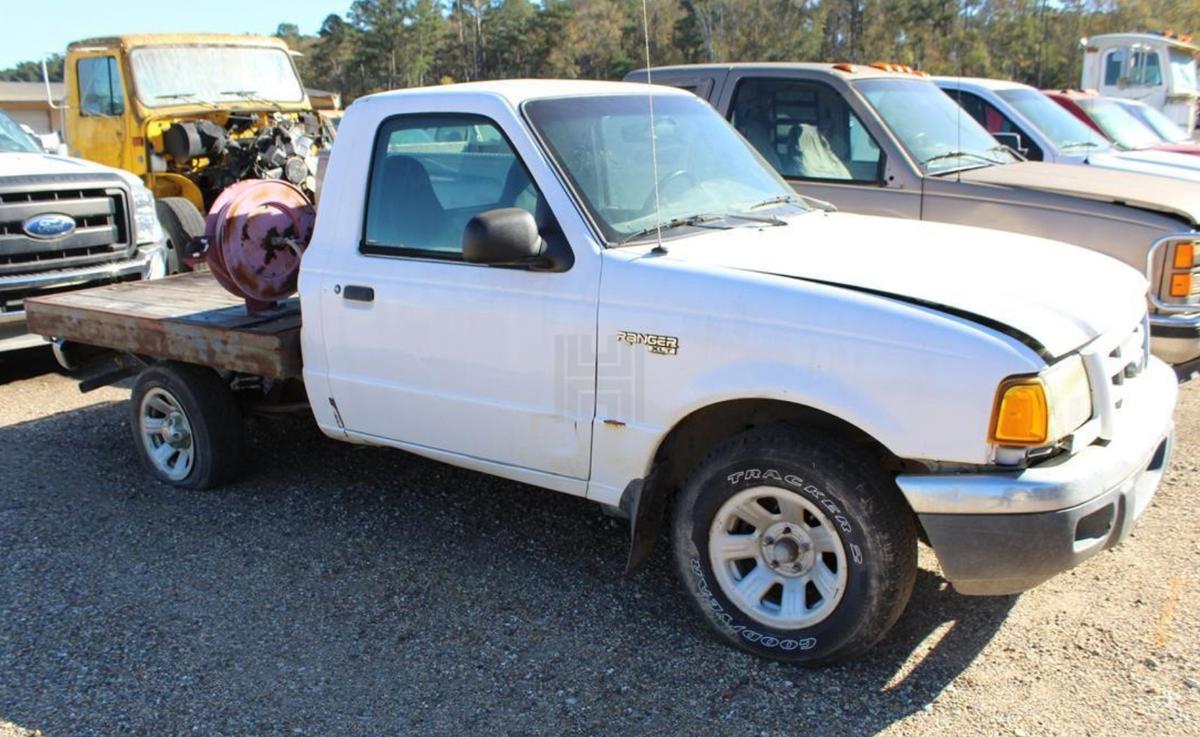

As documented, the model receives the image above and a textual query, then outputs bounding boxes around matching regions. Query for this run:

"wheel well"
[622,398,922,574]
[648,399,904,508]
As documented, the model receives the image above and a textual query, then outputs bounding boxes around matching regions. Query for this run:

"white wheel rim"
[708,486,848,630]
[139,387,194,481]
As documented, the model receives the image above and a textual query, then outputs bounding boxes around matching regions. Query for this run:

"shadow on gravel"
[0,401,1016,737]
[0,346,60,385]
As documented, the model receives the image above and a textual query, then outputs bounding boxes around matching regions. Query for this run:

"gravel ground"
[0,346,1196,737]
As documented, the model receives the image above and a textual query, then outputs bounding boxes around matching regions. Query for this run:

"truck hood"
[660,211,1148,358]
[1071,150,1200,184]
[0,151,126,178]
[956,161,1200,226]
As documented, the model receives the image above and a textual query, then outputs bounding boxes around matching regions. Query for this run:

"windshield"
[857,79,1016,174]
[1169,49,1198,92]
[129,45,305,107]
[1076,97,1163,149]
[524,93,803,243]
[995,88,1111,152]
[0,110,40,153]
[1119,100,1190,143]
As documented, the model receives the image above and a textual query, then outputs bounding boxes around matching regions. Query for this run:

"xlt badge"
[617,331,679,355]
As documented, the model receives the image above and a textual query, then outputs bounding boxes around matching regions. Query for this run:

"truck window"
[947,89,1044,161]
[1104,49,1126,86]
[1129,50,1163,87]
[77,56,125,117]
[362,114,544,258]
[729,78,882,183]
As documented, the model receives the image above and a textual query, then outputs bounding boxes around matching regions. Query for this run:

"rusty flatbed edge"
[25,272,303,379]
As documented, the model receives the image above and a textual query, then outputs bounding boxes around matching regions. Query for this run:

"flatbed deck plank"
[25,272,303,378]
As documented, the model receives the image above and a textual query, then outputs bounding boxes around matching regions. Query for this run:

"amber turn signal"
[1170,273,1194,297]
[990,379,1049,446]
[1173,242,1195,270]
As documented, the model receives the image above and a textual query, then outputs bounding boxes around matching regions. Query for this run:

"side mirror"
[992,131,1028,159]
[463,208,547,267]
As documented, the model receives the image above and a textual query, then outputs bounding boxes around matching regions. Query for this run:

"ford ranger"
[26,81,1177,665]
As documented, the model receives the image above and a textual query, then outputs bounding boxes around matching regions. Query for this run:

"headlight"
[990,355,1092,447]
[131,183,163,245]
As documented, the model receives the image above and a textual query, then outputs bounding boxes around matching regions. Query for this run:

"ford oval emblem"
[22,213,77,240]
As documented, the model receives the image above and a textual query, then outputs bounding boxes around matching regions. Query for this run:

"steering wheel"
[643,170,698,211]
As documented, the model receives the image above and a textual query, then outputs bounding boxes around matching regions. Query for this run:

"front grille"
[0,186,133,278]
[1082,315,1149,440]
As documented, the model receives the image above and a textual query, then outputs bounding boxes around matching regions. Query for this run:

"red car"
[1043,89,1200,155]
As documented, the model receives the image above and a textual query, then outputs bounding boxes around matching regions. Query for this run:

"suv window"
[948,89,1044,161]
[730,77,882,183]
[362,114,544,258]
[78,56,125,117]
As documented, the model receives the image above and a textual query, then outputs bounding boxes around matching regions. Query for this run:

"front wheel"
[672,426,917,665]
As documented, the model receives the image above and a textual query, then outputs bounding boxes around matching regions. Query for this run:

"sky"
[0,0,343,68]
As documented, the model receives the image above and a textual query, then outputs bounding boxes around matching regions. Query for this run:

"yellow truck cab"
[62,34,326,270]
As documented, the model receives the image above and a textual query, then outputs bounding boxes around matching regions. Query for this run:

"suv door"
[318,113,600,482]
[718,73,921,218]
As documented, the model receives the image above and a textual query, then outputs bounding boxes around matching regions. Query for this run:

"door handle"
[342,285,374,302]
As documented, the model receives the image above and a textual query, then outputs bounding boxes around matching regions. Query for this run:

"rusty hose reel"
[188,179,316,313]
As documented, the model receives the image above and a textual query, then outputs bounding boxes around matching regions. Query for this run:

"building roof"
[0,81,64,103]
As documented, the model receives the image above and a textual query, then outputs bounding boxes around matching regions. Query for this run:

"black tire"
[129,361,244,489]
[155,197,206,274]
[672,425,917,665]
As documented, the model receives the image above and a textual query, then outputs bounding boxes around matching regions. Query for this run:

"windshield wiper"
[617,214,732,246]
[155,92,217,109]
[1061,140,1103,151]
[747,194,803,210]
[920,150,1003,171]
[221,89,282,111]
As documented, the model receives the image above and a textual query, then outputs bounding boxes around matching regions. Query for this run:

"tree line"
[5,1,1200,100]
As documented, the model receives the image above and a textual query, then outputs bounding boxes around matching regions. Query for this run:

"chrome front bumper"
[895,356,1177,595]
[1149,310,1200,366]
[0,241,166,352]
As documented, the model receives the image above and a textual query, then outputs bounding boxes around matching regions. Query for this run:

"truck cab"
[632,62,1200,368]
[61,34,329,271]
[1082,32,1200,136]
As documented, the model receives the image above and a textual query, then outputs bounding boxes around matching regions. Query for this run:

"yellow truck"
[59,33,330,270]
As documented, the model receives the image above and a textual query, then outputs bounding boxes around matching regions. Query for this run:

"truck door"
[67,54,127,168]
[719,74,921,219]
[317,113,600,483]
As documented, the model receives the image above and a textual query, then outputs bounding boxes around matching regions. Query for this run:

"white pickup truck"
[27,80,1178,665]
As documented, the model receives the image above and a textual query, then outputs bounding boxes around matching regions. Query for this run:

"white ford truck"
[26,81,1178,665]
[0,108,167,353]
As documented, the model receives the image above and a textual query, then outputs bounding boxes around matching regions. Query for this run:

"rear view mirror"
[992,132,1028,158]
[463,208,546,266]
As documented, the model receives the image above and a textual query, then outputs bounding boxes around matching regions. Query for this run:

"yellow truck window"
[78,56,125,117]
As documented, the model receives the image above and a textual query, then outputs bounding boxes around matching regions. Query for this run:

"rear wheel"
[130,362,244,489]
[672,425,917,665]
[155,197,206,274]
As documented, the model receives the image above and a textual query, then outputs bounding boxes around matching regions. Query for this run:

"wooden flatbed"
[25,272,302,379]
